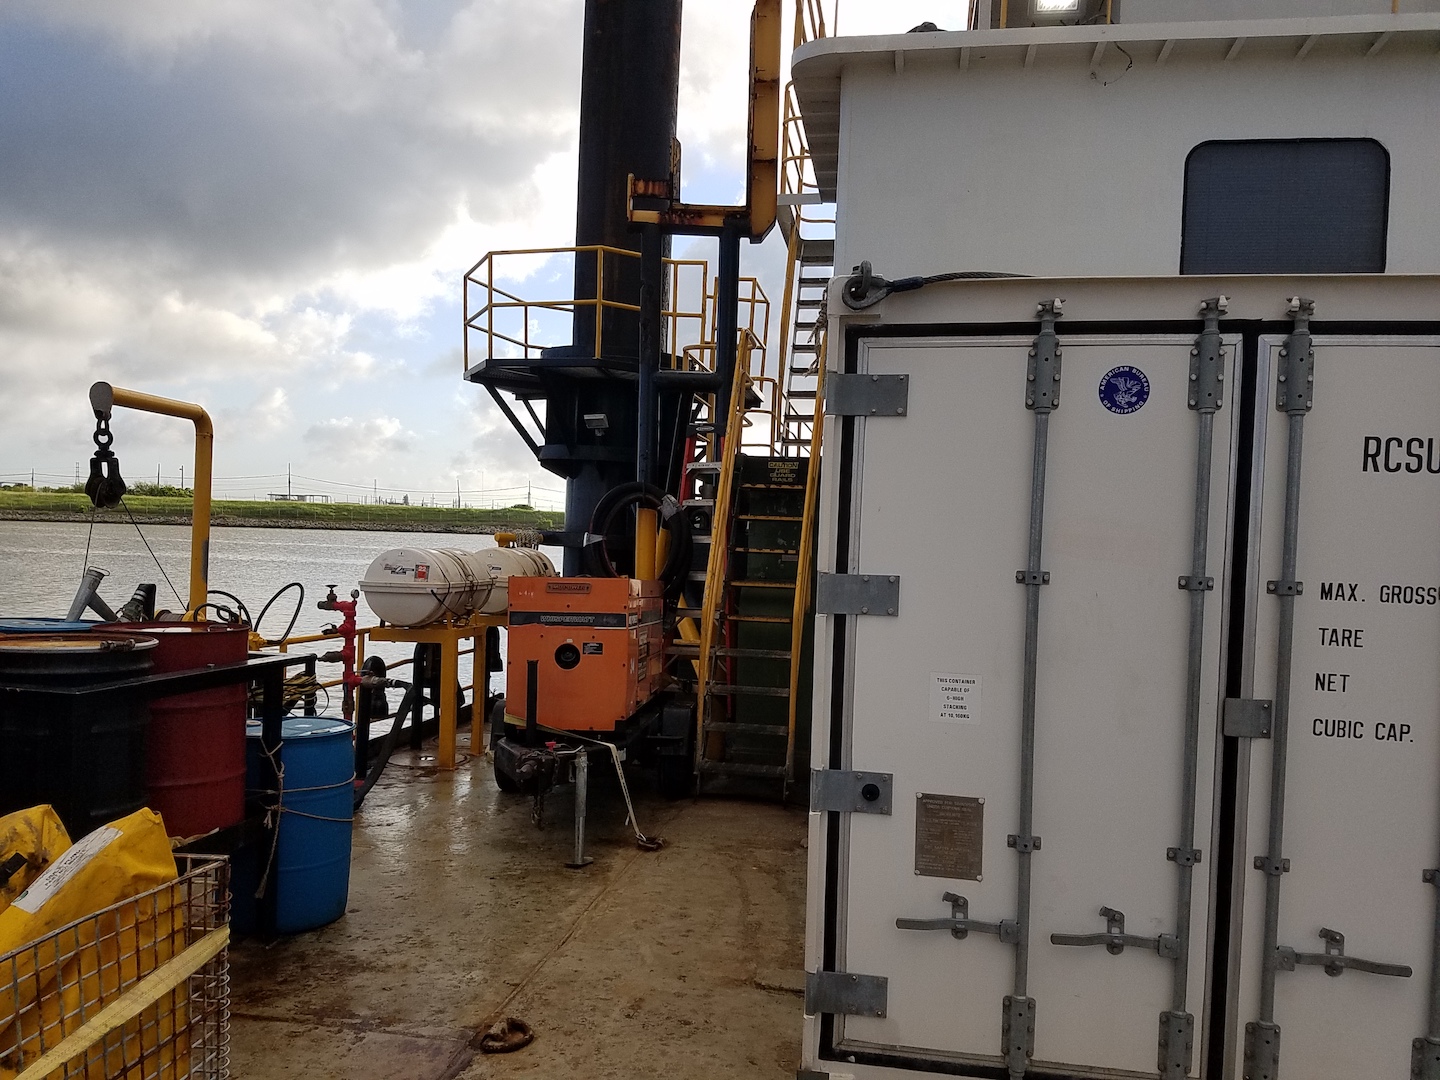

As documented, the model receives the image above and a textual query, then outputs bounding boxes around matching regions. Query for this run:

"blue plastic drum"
[239,716,354,934]
[0,618,100,633]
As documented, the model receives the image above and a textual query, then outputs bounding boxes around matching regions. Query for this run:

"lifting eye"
[554,643,581,670]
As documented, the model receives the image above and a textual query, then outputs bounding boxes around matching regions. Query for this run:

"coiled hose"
[585,481,691,595]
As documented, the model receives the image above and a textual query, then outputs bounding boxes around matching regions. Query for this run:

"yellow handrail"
[694,342,755,768]
[786,343,826,779]
[463,247,768,372]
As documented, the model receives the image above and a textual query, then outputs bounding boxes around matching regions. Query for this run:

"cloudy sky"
[0,0,957,509]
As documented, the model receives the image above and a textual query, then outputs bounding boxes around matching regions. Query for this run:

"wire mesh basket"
[0,854,230,1080]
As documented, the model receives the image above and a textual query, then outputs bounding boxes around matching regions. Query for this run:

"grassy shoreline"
[0,492,563,535]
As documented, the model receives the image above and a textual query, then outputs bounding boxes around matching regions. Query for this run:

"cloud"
[303,414,415,459]
[0,1,582,283]
[0,0,792,506]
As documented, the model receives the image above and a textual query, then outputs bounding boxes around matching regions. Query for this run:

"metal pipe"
[1169,299,1226,1034]
[1258,412,1305,1022]
[1016,409,1048,1002]
[1007,299,1062,1079]
[525,659,540,748]
[89,381,214,617]
[714,226,742,438]
[567,752,595,869]
[66,566,109,622]
[1256,300,1315,1040]
[1171,412,1212,1011]
[637,224,662,488]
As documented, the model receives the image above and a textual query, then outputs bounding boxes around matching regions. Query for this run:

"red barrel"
[119,624,250,838]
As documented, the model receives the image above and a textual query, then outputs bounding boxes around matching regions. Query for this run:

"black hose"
[585,481,691,593]
[254,581,304,643]
[206,589,252,626]
[841,259,1028,310]
[353,681,417,810]
[191,600,247,626]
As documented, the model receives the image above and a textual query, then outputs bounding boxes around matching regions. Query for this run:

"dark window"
[1181,139,1389,275]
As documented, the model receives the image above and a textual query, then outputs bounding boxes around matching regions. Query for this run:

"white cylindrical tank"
[358,545,554,626]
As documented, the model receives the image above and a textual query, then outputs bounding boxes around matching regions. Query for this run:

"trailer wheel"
[489,697,528,794]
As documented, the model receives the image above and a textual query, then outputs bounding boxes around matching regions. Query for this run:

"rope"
[542,727,663,850]
[81,505,97,579]
[251,738,356,899]
[119,497,184,606]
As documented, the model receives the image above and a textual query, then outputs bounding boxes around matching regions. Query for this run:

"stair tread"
[721,614,791,624]
[730,580,797,589]
[708,683,791,697]
[698,760,787,778]
[738,514,803,521]
[686,460,722,471]
[733,546,799,554]
[703,721,790,734]
[713,647,792,659]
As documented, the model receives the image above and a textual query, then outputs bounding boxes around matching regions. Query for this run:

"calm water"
[0,519,561,700]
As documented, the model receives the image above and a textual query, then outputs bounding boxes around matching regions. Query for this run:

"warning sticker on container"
[12,826,122,914]
[930,673,981,725]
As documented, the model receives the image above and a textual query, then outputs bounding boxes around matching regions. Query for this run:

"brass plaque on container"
[913,793,983,880]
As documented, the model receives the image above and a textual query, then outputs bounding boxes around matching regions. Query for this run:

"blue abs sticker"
[1098,365,1150,414]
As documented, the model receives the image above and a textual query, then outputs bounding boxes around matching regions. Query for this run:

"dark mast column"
[560,0,682,572]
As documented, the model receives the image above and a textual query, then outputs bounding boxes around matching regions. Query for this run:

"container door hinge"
[896,891,1021,944]
[1412,1036,1440,1080]
[1276,927,1413,978]
[1049,906,1180,959]
[826,372,909,417]
[1244,1020,1281,1080]
[1189,296,1228,412]
[1158,1010,1195,1078]
[1026,299,1063,412]
[810,769,893,815]
[1002,995,1037,1076]
[816,573,900,616]
[1224,698,1274,738]
[1275,297,1315,414]
[804,970,888,1018]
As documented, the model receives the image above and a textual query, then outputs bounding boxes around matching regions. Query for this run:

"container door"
[818,329,1239,1077]
[1231,334,1440,1080]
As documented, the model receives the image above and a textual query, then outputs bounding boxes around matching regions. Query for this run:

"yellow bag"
[0,808,70,917]
[0,809,182,1080]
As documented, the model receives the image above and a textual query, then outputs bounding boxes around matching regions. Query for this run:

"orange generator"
[505,577,664,733]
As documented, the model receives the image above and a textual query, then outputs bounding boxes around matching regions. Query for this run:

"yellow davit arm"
[89,382,214,618]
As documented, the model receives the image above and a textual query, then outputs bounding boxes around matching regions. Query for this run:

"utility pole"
[157,464,161,487]
[180,465,185,491]
[288,463,292,499]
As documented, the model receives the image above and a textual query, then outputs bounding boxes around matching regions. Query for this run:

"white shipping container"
[801,277,1440,1080]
